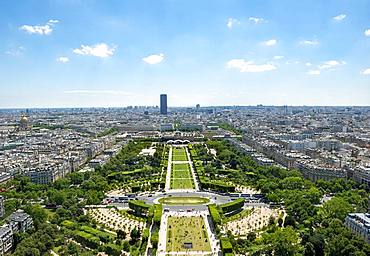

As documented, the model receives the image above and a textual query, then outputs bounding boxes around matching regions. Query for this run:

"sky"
[1,0,370,108]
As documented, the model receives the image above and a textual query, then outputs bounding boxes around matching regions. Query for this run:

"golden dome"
[20,115,28,123]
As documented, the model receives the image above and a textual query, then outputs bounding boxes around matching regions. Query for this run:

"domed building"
[19,115,29,131]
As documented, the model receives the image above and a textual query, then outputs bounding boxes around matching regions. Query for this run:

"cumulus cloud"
[248,17,266,24]
[362,68,370,75]
[20,19,59,35]
[307,70,320,75]
[273,55,284,60]
[262,39,277,46]
[305,62,312,67]
[333,14,346,22]
[73,43,116,58]
[318,60,346,69]
[227,18,240,29]
[226,59,277,73]
[299,39,319,46]
[365,29,370,37]
[56,57,69,63]
[142,53,164,64]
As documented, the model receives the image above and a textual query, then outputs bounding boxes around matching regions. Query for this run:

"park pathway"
[185,146,200,191]
[165,146,173,191]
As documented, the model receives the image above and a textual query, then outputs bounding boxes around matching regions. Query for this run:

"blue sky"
[1,0,370,108]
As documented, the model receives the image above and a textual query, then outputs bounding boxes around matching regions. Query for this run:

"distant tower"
[160,94,167,115]
[0,196,4,218]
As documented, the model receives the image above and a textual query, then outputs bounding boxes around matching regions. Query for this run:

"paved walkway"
[185,146,200,191]
[165,146,173,191]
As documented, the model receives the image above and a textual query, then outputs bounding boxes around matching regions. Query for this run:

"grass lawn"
[172,163,190,171]
[170,162,195,189]
[166,216,211,252]
[171,178,194,189]
[172,170,191,179]
[172,147,188,161]
[158,196,210,205]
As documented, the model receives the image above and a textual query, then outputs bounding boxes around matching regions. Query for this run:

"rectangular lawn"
[166,216,211,253]
[171,178,194,189]
[170,163,194,189]
[172,147,188,161]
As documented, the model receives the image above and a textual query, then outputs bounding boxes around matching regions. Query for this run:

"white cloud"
[333,14,346,22]
[248,17,266,24]
[305,62,312,67]
[64,90,134,96]
[19,20,59,35]
[226,59,277,73]
[47,19,59,24]
[365,29,370,37]
[273,55,284,60]
[262,39,277,46]
[56,57,69,63]
[299,39,319,46]
[362,68,370,75]
[318,60,346,69]
[73,43,116,58]
[307,70,320,75]
[5,46,25,56]
[227,18,240,29]
[142,53,164,64]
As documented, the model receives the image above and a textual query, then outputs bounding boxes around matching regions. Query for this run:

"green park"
[166,216,211,253]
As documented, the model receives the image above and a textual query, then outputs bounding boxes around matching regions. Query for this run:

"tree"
[130,228,141,242]
[320,197,353,221]
[303,242,315,256]
[284,214,296,228]
[122,240,130,252]
[117,230,127,240]
[261,227,302,256]
[24,204,47,228]
[247,232,256,242]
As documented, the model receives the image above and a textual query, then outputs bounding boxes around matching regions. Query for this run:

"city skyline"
[1,0,370,108]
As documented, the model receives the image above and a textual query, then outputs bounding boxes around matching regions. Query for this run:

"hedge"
[129,200,151,216]
[151,231,159,248]
[208,204,221,225]
[80,225,115,243]
[142,228,150,241]
[104,243,122,256]
[199,178,235,192]
[153,204,163,225]
[60,220,76,229]
[74,231,100,249]
[220,237,233,253]
[219,198,244,214]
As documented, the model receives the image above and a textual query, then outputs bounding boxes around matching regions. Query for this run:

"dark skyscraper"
[160,94,167,115]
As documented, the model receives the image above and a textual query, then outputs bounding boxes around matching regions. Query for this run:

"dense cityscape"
[0,94,368,255]
[2,0,370,255]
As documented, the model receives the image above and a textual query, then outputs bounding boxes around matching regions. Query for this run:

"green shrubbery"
[208,204,221,225]
[219,198,244,214]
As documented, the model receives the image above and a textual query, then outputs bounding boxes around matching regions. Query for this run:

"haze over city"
[1,0,370,108]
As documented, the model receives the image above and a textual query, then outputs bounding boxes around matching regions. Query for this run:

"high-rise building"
[0,196,4,218]
[160,94,167,115]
